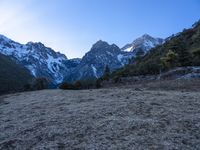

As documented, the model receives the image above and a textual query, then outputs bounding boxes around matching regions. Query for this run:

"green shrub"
[59,82,75,90]
[23,78,49,91]
[161,50,178,69]
[74,81,82,89]
[59,78,102,90]
[113,76,121,83]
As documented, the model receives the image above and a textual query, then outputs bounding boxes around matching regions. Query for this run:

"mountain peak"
[26,41,45,47]
[92,40,109,48]
[141,34,152,38]
[90,40,121,53]
[121,34,164,53]
[142,33,152,37]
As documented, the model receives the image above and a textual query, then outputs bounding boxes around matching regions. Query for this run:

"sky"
[0,0,199,58]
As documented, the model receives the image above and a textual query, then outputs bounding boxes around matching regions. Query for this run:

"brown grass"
[0,84,200,149]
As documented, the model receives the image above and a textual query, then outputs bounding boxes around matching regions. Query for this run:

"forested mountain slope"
[112,21,200,77]
[0,53,33,94]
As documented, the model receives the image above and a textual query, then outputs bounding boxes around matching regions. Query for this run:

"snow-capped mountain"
[64,35,164,82]
[64,40,132,82]
[121,34,164,55]
[0,34,77,84]
[0,34,163,84]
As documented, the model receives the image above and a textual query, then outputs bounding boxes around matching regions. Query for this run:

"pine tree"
[178,48,192,66]
[135,49,145,62]
[193,48,200,65]
[161,50,178,69]
[95,78,102,88]
[102,65,110,81]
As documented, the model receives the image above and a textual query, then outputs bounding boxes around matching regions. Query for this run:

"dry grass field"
[0,82,200,149]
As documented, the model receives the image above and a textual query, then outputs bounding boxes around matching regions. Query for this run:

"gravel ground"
[0,88,200,150]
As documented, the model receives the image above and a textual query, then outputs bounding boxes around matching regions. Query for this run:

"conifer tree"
[161,50,178,69]
[102,65,110,81]
[178,48,192,66]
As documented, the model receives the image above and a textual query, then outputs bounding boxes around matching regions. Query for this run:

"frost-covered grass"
[0,87,200,149]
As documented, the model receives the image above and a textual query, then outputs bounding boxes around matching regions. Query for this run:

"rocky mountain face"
[0,34,163,84]
[0,35,79,84]
[64,40,134,82]
[64,36,164,82]
[121,34,164,56]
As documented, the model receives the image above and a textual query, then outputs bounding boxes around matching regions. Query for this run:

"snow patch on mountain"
[117,54,123,62]
[121,34,164,53]
[91,64,98,78]
[123,46,133,52]
[26,65,37,76]
[106,51,114,56]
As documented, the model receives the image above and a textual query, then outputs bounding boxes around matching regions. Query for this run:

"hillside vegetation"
[0,54,33,94]
[112,20,200,78]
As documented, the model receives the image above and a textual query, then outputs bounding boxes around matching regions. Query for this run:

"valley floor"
[0,86,200,149]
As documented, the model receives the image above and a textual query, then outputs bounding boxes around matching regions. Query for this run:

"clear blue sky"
[0,0,199,58]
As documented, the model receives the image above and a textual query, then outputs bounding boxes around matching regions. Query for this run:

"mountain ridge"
[0,33,163,84]
[0,35,75,84]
